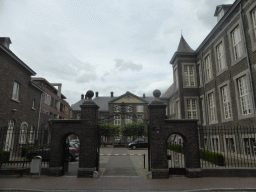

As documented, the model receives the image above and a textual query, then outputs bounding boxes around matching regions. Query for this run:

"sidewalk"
[1,175,256,192]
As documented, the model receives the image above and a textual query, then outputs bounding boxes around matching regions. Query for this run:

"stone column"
[148,89,169,179]
[78,90,99,178]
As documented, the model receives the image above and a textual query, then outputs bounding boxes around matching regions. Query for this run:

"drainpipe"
[239,4,256,115]
[37,93,43,140]
[201,50,209,125]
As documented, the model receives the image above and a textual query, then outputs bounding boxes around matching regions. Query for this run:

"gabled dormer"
[214,4,232,22]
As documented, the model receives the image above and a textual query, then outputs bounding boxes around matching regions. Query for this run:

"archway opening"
[167,133,186,176]
[62,133,80,176]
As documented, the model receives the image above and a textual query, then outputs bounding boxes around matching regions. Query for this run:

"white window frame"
[136,114,144,123]
[231,27,243,60]
[204,54,213,82]
[114,114,121,125]
[186,99,197,119]
[223,135,236,153]
[32,99,36,110]
[211,135,220,153]
[183,64,195,87]
[238,76,252,115]
[198,62,203,87]
[114,105,121,113]
[221,85,232,120]
[137,105,143,112]
[44,93,51,105]
[125,114,132,124]
[126,105,132,113]
[216,42,226,72]
[200,96,206,125]
[174,66,179,91]
[207,90,218,124]
[12,81,20,101]
[242,134,256,156]
[19,122,28,144]
[5,120,15,151]
[29,126,35,144]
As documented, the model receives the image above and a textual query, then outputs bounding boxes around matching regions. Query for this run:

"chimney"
[96,92,99,97]
[111,92,114,97]
[81,94,84,100]
[51,83,62,97]
[143,93,145,98]
[0,37,12,49]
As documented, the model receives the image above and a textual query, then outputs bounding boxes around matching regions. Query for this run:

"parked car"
[127,137,148,150]
[70,139,80,148]
[26,143,79,162]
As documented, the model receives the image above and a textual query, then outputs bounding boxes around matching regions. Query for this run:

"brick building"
[72,91,154,124]
[0,37,43,152]
[162,0,256,155]
[32,78,75,142]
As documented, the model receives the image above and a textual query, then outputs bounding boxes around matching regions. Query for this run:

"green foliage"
[21,145,44,157]
[120,122,147,137]
[167,143,225,166]
[200,150,225,166]
[99,122,120,137]
[0,151,10,162]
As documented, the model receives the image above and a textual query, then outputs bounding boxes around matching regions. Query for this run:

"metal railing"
[198,125,256,168]
[0,126,50,168]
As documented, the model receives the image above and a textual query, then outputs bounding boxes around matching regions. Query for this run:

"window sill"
[216,67,228,77]
[31,108,36,111]
[231,54,246,66]
[11,98,20,103]
[209,120,218,125]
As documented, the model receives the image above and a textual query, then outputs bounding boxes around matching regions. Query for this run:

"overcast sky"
[0,0,235,105]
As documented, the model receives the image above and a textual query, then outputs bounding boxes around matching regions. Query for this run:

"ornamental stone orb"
[86,90,94,99]
[153,89,161,98]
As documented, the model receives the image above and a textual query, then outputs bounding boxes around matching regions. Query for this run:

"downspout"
[201,50,209,125]
[37,93,43,140]
[239,4,256,115]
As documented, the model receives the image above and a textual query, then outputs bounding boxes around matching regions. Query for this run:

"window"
[201,97,206,125]
[12,81,20,101]
[216,42,226,72]
[176,100,180,119]
[137,114,144,123]
[32,99,35,109]
[126,105,132,113]
[184,65,195,86]
[114,105,121,113]
[44,93,51,105]
[125,115,132,124]
[186,99,197,119]
[19,122,28,144]
[208,93,216,123]
[65,106,69,115]
[114,114,121,125]
[252,9,256,38]
[231,27,243,60]
[174,68,179,89]
[204,55,212,81]
[55,100,59,110]
[243,137,256,156]
[137,105,143,112]
[237,76,251,115]
[224,136,236,153]
[29,126,35,144]
[5,120,15,151]
[198,62,203,86]
[169,102,173,115]
[211,136,220,153]
[221,85,232,119]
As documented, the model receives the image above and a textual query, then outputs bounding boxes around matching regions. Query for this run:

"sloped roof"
[161,84,175,99]
[71,92,155,112]
[177,35,194,53]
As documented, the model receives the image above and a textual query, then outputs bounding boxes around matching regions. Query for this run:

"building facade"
[162,0,256,156]
[0,37,43,152]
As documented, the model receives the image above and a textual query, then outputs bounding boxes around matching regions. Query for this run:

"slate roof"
[161,84,175,99]
[71,92,155,112]
[176,35,194,53]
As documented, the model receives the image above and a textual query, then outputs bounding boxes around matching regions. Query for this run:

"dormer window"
[217,9,224,22]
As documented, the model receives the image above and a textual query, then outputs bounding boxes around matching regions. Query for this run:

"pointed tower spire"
[177,35,194,53]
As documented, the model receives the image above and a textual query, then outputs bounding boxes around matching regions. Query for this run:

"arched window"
[19,122,28,144]
[5,120,15,151]
[29,125,35,144]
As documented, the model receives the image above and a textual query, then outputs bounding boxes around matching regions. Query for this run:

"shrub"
[21,145,43,157]
[0,151,10,162]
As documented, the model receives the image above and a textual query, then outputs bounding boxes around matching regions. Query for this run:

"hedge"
[21,145,43,157]
[167,143,225,166]
[0,151,10,162]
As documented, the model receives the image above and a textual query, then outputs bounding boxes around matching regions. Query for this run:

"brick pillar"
[148,100,169,179]
[78,91,99,178]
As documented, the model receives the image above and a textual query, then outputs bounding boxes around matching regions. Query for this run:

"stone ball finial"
[86,90,94,99]
[153,89,161,98]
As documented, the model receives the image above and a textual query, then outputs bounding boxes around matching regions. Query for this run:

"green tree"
[120,122,147,138]
[99,122,120,143]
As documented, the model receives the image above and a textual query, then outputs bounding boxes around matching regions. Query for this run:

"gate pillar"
[148,95,169,179]
[78,91,99,177]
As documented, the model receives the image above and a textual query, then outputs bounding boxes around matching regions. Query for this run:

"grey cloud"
[114,59,143,72]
